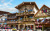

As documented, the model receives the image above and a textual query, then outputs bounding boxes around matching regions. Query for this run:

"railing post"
[34,24,36,31]
[18,24,20,30]
[42,25,44,31]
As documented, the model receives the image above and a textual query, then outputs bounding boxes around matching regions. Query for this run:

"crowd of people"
[0,25,17,31]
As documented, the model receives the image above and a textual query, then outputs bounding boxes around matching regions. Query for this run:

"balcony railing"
[6,21,17,23]
[16,11,34,16]
[7,16,16,19]
[6,20,22,23]
[20,18,35,21]
[0,21,5,22]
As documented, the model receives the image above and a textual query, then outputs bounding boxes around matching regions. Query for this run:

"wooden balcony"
[20,18,35,22]
[6,21,22,24]
[0,21,5,23]
[23,11,34,15]
[16,13,21,16]
[29,11,35,14]
[7,16,16,19]
[16,11,34,16]
[43,19,50,23]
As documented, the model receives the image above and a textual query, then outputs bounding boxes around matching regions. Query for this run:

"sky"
[0,0,50,13]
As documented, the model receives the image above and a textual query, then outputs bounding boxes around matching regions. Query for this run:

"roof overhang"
[34,5,50,17]
[15,2,39,10]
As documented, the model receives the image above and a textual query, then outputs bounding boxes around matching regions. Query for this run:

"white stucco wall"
[34,6,38,14]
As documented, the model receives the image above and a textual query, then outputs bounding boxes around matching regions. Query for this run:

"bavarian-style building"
[0,2,50,31]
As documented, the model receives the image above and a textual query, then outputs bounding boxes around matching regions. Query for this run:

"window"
[29,16,33,18]
[21,11,24,13]
[0,15,2,16]
[28,10,33,12]
[11,20,13,21]
[5,19,7,21]
[42,9,47,13]
[14,20,15,21]
[16,20,18,21]
[20,17,23,20]
[26,10,28,12]
[4,14,7,16]
[1,19,3,21]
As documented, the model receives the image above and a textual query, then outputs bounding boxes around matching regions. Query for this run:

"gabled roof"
[40,5,50,10]
[7,12,19,16]
[0,11,10,15]
[34,5,50,17]
[15,2,39,10]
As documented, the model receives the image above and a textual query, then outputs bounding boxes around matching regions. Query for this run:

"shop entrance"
[25,25,33,30]
[16,25,18,30]
[20,25,23,29]
[11,25,13,28]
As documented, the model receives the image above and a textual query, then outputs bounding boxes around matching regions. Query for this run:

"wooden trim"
[15,2,39,10]
[35,16,50,18]
[34,5,50,17]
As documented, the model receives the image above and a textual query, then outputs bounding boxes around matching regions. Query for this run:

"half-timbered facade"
[34,5,50,31]
[6,2,39,31]
[0,2,50,31]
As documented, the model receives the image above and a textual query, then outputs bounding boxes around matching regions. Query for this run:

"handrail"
[20,18,34,21]
[16,11,34,16]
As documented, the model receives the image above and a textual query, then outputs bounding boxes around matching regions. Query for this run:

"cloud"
[0,0,13,8]
[0,8,19,13]
[0,5,2,6]
[0,0,17,13]
[38,4,44,9]
[1,0,5,3]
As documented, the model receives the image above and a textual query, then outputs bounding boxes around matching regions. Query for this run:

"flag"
[45,9,47,12]
[41,19,44,22]
[20,18,22,20]
[35,19,37,21]
[1,19,3,21]
[41,17,46,22]
[46,19,47,20]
